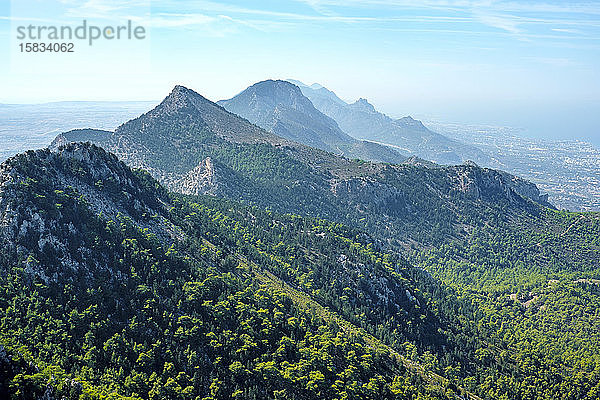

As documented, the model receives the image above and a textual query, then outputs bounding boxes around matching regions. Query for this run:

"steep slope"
[218,80,407,163]
[3,144,600,400]
[0,143,457,399]
[51,85,551,248]
[289,80,490,165]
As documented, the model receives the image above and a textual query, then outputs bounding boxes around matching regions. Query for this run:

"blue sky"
[1,0,599,143]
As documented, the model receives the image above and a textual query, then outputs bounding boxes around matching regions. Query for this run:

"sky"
[0,0,599,145]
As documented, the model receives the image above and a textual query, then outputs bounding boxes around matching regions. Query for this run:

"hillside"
[3,135,600,399]
[288,80,490,166]
[0,143,456,399]
[218,80,406,164]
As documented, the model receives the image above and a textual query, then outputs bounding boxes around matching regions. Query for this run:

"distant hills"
[289,79,491,165]
[218,80,407,164]
[0,101,154,162]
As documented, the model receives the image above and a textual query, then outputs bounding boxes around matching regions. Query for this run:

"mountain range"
[288,80,491,165]
[218,80,406,164]
[1,82,600,400]
[3,84,598,212]
[51,83,550,246]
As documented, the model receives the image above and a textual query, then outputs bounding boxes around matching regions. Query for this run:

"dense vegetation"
[5,120,600,400]
[412,209,600,399]
[0,145,457,399]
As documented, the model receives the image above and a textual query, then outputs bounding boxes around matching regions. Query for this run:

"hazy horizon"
[1,0,598,146]
[1,80,598,148]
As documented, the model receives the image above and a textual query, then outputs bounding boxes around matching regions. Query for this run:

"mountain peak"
[165,84,209,104]
[351,98,376,113]
[219,79,355,151]
[396,115,427,130]
[289,79,347,106]
[219,81,405,163]
[248,79,303,98]
[146,84,213,118]
[172,84,189,93]
[221,79,317,118]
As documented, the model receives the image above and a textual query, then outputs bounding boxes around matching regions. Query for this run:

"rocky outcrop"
[449,165,552,207]
[0,143,185,280]
[50,129,111,150]
[174,157,219,196]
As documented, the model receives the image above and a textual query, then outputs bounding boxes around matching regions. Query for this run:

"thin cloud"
[294,0,600,15]
[552,28,583,34]
[0,16,60,22]
[148,13,215,28]
[476,13,522,34]
[25,0,599,43]
[64,0,150,20]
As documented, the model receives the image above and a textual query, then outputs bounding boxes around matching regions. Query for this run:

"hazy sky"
[1,0,599,144]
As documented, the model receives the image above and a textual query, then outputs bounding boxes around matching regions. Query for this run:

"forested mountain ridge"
[218,80,407,164]
[50,85,550,248]
[2,133,599,398]
[0,143,461,399]
[41,86,600,400]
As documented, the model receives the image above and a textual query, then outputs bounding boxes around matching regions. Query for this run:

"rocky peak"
[50,129,112,150]
[1,143,167,220]
[351,98,376,113]
[0,143,182,281]
[218,79,360,152]
[396,116,427,130]
[234,80,314,113]
[287,79,347,106]
[450,165,551,207]
[147,84,212,117]
[402,156,439,168]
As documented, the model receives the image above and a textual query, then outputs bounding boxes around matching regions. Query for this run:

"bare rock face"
[330,177,408,214]
[175,157,218,196]
[498,170,550,204]
[449,165,552,207]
